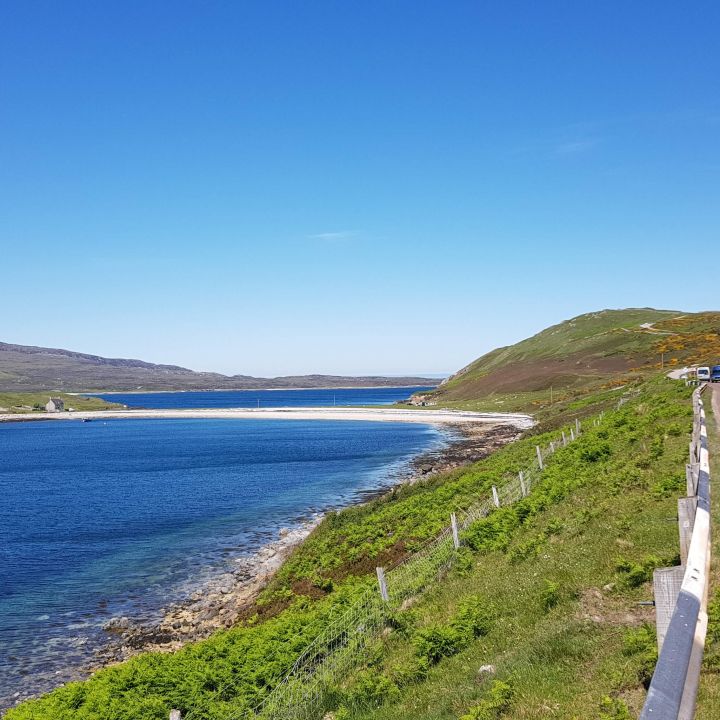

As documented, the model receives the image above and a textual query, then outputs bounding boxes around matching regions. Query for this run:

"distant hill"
[0,342,438,392]
[418,308,720,411]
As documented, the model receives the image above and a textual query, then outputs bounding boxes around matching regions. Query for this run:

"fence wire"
[205,418,589,720]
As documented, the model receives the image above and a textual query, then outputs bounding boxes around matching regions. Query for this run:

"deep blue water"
[88,385,436,409]
[0,413,444,708]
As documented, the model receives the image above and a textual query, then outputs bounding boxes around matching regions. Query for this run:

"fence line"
[213,420,586,720]
[640,384,712,720]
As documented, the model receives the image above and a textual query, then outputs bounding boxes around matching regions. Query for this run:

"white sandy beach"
[0,406,534,429]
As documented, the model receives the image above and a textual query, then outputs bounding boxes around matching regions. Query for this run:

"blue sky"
[1,2,718,376]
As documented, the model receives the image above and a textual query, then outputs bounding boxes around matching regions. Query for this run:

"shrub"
[651,473,683,498]
[459,680,514,720]
[386,609,417,638]
[389,655,430,686]
[465,508,519,553]
[580,441,611,463]
[622,624,657,686]
[414,625,463,663]
[345,670,400,708]
[615,555,663,588]
[451,596,494,640]
[540,580,561,611]
[508,536,543,563]
[598,695,633,719]
[454,546,475,576]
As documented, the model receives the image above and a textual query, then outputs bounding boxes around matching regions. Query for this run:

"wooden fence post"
[575,418,580,435]
[677,497,698,565]
[561,431,567,446]
[550,441,555,453]
[653,566,685,651]
[536,445,544,470]
[570,428,575,441]
[685,463,698,496]
[492,486,500,508]
[519,470,526,497]
[450,513,460,549]
[376,567,389,602]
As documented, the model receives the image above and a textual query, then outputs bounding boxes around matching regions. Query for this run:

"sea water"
[0,398,443,708]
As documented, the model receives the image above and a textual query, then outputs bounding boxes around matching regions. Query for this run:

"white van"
[697,366,711,381]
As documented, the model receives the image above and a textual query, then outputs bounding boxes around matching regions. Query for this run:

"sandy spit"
[0,406,534,429]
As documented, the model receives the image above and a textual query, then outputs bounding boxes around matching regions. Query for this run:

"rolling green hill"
[419,308,720,413]
[5,310,720,720]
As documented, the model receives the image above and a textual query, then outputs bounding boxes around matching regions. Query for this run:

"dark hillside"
[0,342,437,392]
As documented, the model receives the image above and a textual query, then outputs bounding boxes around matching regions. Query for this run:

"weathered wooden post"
[561,431,567,446]
[653,566,685,651]
[570,428,575,441]
[519,470,526,497]
[677,497,698,565]
[536,445,544,469]
[376,567,389,602]
[491,485,500,508]
[686,463,699,496]
[450,513,460,549]
[170,711,182,720]
[575,417,580,434]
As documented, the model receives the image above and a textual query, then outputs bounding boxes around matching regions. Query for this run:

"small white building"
[46,397,65,412]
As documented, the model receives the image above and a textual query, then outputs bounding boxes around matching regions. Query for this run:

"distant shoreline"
[77,383,440,395]
[0,406,533,428]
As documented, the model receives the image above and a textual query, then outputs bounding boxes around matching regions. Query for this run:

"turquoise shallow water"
[0,409,444,708]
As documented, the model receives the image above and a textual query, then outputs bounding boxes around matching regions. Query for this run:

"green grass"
[323,380,691,719]
[0,392,122,414]
[420,308,720,416]
[9,376,718,720]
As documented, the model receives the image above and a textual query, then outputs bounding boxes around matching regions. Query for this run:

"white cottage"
[46,397,65,412]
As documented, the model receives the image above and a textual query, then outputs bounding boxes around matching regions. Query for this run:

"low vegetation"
[419,308,720,416]
[8,374,719,719]
[0,392,121,414]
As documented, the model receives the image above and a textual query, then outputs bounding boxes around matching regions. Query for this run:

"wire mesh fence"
[172,416,594,720]
[192,417,590,720]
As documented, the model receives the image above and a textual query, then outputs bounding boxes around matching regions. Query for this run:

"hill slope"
[421,308,720,411]
[0,342,437,392]
[6,312,720,720]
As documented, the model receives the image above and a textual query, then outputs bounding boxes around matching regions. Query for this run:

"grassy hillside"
[421,308,720,414]
[0,392,122,414]
[6,311,720,719]
[7,375,719,719]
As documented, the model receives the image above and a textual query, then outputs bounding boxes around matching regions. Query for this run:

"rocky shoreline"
[93,421,522,665]
[6,419,524,710]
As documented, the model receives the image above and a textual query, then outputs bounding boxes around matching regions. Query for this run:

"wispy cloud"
[307,231,357,242]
